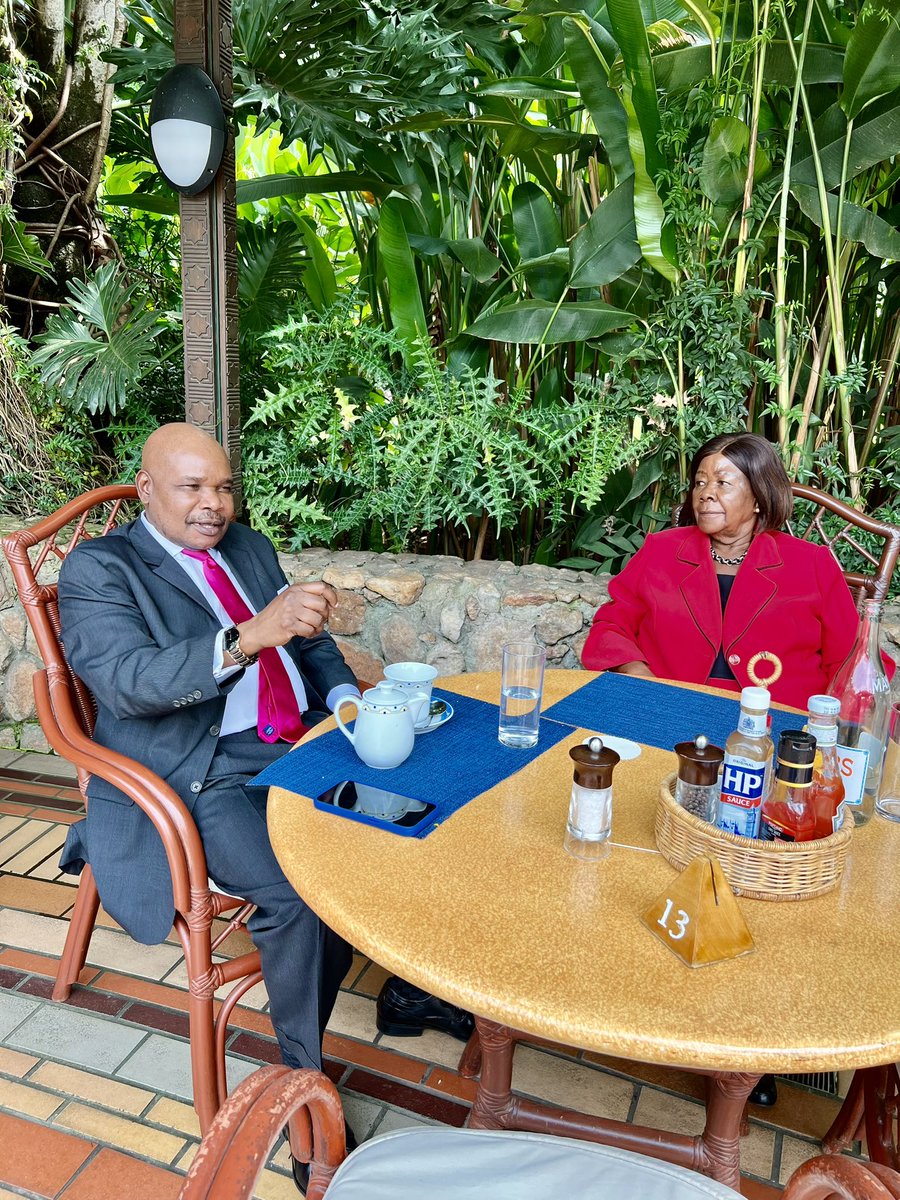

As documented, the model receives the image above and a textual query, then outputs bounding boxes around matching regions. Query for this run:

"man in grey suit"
[58,422,358,1091]
[59,423,474,1189]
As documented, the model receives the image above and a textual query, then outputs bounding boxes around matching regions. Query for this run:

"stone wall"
[1,526,898,754]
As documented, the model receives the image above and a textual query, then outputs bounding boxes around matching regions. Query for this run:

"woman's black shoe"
[749,1074,778,1106]
[376,976,475,1041]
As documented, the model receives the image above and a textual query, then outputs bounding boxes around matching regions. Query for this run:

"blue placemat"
[543,674,802,751]
[252,689,575,837]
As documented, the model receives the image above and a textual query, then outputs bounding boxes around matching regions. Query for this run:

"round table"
[268,671,900,1185]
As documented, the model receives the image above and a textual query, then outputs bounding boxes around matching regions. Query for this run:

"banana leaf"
[841,0,900,119]
[563,16,633,181]
[605,0,679,277]
[791,184,900,260]
[466,298,634,343]
[393,112,597,156]
[653,41,845,91]
[569,178,641,287]
[236,172,398,205]
[512,182,568,300]
[474,77,580,100]
[791,92,900,188]
[102,192,179,216]
[448,237,501,282]
[296,218,337,312]
[378,198,429,349]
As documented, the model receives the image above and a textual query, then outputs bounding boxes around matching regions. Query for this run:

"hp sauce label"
[716,757,767,838]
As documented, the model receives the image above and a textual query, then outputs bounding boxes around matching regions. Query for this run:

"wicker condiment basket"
[655,772,853,901]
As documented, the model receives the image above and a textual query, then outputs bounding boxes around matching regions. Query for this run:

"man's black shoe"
[289,1122,358,1196]
[376,976,475,1042]
[749,1073,778,1107]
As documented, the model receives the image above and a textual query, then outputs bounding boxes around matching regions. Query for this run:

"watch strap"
[224,625,258,668]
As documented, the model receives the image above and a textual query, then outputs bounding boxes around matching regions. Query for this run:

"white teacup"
[384,662,438,729]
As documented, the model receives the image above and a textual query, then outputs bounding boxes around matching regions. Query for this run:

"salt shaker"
[674,734,724,822]
[564,737,620,860]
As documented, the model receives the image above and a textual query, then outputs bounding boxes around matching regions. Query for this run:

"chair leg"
[458,1028,482,1079]
[53,867,100,1002]
[189,987,221,1136]
[824,1070,866,1153]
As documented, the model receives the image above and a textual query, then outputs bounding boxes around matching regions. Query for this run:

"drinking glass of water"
[499,642,546,748]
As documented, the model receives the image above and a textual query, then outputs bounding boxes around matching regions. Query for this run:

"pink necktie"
[182,549,307,744]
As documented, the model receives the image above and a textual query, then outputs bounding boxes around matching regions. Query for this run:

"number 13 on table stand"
[642,855,755,968]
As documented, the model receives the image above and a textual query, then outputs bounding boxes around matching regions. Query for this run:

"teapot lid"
[364,681,411,707]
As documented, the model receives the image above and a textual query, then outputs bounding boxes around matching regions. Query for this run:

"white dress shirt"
[141,514,358,735]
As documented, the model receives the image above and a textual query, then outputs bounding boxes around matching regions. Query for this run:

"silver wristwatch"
[223,625,258,668]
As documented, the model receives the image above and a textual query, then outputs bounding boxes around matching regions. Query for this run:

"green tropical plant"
[6,0,900,569]
[31,263,170,415]
[243,299,635,559]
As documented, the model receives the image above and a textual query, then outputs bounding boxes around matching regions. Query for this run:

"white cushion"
[324,1127,744,1200]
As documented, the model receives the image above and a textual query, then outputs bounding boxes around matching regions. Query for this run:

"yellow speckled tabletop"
[268,671,900,1075]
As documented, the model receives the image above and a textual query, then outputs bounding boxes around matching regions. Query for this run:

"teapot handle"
[334,696,360,746]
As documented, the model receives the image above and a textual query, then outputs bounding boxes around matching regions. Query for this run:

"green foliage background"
[2,0,899,574]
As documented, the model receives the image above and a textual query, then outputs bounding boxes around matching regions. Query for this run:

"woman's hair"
[677,433,794,532]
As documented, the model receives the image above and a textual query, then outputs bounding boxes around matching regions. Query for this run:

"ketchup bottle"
[760,730,817,843]
[806,695,846,838]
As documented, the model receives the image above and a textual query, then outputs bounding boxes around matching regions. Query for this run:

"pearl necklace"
[710,544,748,566]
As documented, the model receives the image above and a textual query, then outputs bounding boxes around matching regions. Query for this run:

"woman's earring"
[754,505,760,513]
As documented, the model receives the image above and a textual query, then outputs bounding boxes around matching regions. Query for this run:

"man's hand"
[233,582,337,658]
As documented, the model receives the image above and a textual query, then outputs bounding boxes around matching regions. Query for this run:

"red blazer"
[581,526,864,710]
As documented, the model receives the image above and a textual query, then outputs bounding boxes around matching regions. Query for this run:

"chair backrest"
[673,483,900,604]
[787,484,900,604]
[1,486,139,743]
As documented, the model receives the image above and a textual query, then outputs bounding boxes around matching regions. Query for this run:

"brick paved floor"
[0,749,861,1198]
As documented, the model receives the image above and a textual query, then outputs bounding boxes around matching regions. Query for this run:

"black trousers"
[192,729,352,1070]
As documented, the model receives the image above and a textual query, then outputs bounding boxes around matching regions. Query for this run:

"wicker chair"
[787,483,900,604]
[1,485,263,1134]
[178,1064,900,1200]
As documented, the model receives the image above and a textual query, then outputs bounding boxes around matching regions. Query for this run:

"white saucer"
[416,700,454,734]
[582,733,642,760]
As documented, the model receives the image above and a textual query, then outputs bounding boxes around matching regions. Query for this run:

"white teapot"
[334,681,429,770]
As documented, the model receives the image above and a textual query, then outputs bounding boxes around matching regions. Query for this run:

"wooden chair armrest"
[36,666,208,914]
[178,1065,346,1200]
[782,1155,900,1199]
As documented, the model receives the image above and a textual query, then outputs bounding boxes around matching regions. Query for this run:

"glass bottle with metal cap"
[674,735,725,822]
[759,730,817,842]
[565,737,620,860]
[806,694,846,838]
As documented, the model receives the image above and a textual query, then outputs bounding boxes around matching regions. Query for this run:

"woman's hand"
[614,661,657,680]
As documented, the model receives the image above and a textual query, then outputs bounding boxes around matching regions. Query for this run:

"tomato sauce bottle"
[806,695,846,838]
[760,730,817,843]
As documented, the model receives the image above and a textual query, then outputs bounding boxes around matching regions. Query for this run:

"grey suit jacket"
[58,517,356,943]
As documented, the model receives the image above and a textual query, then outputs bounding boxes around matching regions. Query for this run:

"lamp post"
[168,0,241,499]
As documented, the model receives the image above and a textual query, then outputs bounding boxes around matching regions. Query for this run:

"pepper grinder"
[673,734,724,822]
[565,737,620,860]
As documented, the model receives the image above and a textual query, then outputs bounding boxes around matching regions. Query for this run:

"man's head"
[136,423,234,550]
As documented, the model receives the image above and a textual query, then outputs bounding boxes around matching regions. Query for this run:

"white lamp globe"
[149,65,225,196]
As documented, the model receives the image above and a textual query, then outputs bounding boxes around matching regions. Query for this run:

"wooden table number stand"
[642,854,755,968]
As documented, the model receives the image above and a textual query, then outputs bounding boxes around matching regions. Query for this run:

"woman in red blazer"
[581,433,861,711]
